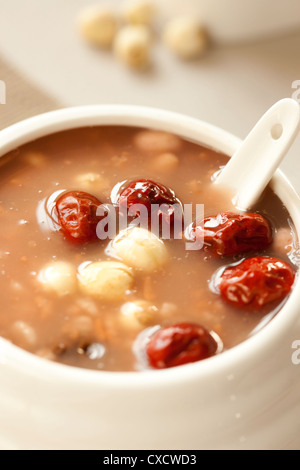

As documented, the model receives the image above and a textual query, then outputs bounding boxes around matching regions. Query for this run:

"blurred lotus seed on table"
[77,0,209,69]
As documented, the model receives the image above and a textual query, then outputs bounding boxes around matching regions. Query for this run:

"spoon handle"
[215,98,300,210]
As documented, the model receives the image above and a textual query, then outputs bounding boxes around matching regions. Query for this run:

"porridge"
[0,126,297,371]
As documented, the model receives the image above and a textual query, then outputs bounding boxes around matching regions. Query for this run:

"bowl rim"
[0,104,300,389]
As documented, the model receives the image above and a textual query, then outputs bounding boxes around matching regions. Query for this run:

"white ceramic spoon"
[215,98,300,210]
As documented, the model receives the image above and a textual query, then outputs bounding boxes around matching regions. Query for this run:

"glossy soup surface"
[0,126,297,371]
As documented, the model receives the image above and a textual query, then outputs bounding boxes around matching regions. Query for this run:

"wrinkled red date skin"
[193,212,272,256]
[146,323,219,369]
[118,179,180,231]
[55,191,103,243]
[219,256,295,308]
[119,179,177,211]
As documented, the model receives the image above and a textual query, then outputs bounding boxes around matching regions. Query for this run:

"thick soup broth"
[0,126,296,371]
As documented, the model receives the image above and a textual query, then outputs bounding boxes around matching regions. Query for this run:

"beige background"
[0,0,300,191]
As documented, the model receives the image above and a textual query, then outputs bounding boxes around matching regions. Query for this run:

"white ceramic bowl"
[0,105,300,450]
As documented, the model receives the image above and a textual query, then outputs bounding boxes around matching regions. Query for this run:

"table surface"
[0,0,300,192]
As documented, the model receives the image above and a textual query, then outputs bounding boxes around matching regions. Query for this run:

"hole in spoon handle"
[270,123,283,140]
[215,99,300,210]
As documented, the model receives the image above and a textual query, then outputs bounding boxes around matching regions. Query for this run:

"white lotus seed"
[114,25,152,69]
[38,261,77,296]
[120,300,158,328]
[75,172,109,194]
[163,16,208,60]
[36,348,56,361]
[78,261,133,301]
[22,151,47,168]
[272,228,293,254]
[123,0,156,25]
[11,321,37,347]
[64,315,94,341]
[151,152,179,173]
[78,5,117,48]
[133,130,182,153]
[160,302,178,317]
[109,227,168,272]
